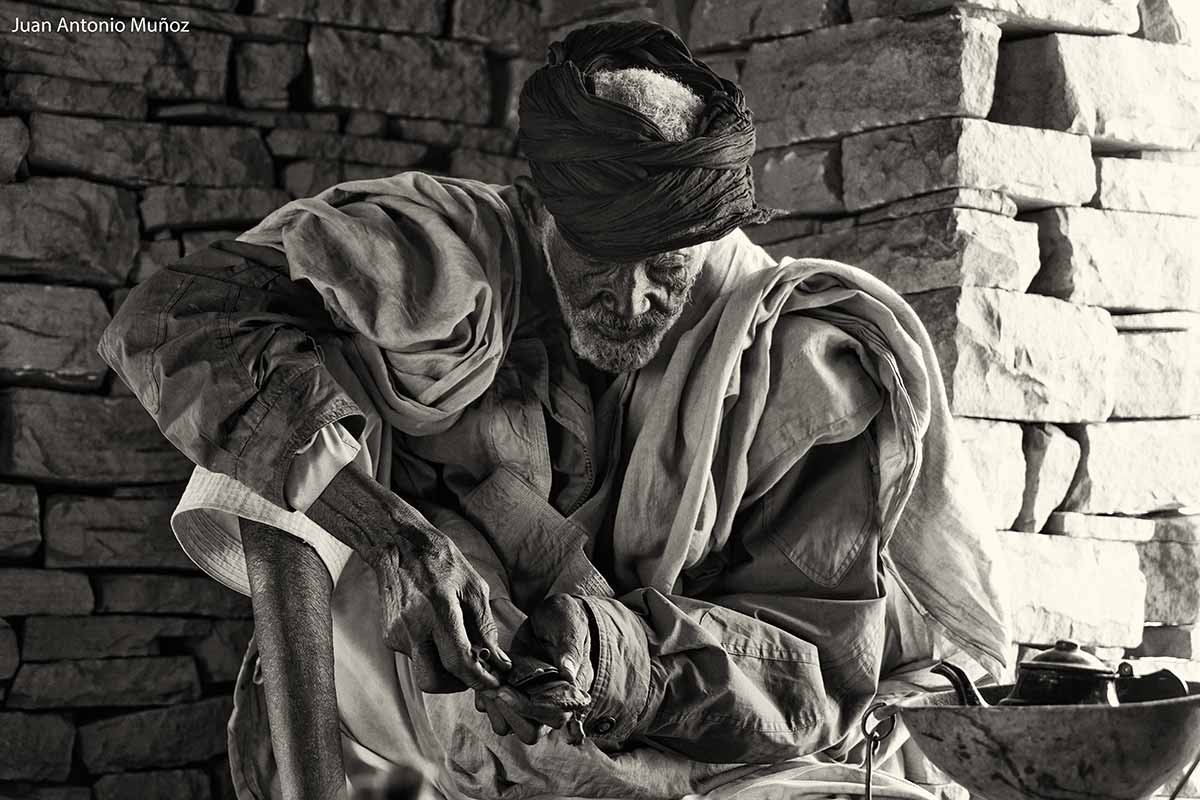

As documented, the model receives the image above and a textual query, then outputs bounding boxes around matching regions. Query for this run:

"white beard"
[545,262,679,374]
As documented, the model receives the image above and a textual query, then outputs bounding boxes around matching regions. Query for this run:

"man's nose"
[600,273,653,318]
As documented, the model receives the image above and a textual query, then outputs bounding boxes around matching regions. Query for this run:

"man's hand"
[370,526,511,693]
[478,594,595,744]
[305,461,511,694]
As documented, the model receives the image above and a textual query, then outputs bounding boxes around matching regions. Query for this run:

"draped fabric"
[518,21,779,261]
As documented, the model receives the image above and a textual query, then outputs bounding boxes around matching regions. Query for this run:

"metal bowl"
[896,682,1200,800]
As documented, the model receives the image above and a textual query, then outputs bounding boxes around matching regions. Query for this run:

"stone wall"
[1,0,1198,797]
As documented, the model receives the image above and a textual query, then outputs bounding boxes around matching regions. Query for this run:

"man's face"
[545,224,707,374]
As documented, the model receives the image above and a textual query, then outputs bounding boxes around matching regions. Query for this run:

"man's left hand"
[477,594,595,744]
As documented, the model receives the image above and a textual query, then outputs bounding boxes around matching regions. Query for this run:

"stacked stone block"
[0,0,536,795]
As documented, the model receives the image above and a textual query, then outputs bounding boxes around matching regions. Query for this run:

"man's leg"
[243,519,347,800]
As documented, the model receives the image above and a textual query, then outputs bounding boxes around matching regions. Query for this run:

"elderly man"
[100,21,1008,800]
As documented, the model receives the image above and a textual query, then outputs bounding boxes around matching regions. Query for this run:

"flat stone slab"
[991,33,1200,151]
[234,42,304,110]
[1139,541,1200,625]
[2,73,147,120]
[1027,207,1200,312]
[688,0,846,50]
[266,129,427,168]
[1045,512,1157,542]
[0,785,95,800]
[1112,311,1200,331]
[43,495,199,570]
[1093,157,1200,218]
[448,150,529,185]
[752,143,843,215]
[93,574,252,618]
[1137,625,1200,658]
[0,177,138,287]
[0,0,230,100]
[28,114,274,189]
[1113,331,1200,418]
[131,239,181,284]
[0,712,74,781]
[997,530,1145,647]
[0,483,39,558]
[768,208,1040,295]
[140,186,289,233]
[388,118,516,154]
[451,0,545,55]
[0,284,110,390]
[742,14,999,147]
[22,615,211,660]
[843,118,1094,212]
[1138,0,1199,44]
[1063,420,1200,515]
[153,102,339,132]
[183,619,254,683]
[1016,424,1081,533]
[744,217,820,247]
[907,287,1119,422]
[851,0,1139,33]
[0,389,193,485]
[0,569,93,616]
[0,118,28,183]
[310,27,490,124]
[1155,515,1200,544]
[0,619,16,680]
[857,188,1018,225]
[954,417,1024,531]
[7,656,202,709]
[93,770,213,800]
[78,696,232,773]
[257,0,443,34]
[281,160,405,198]
[180,230,244,256]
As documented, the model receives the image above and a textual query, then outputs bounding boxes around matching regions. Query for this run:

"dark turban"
[518,21,778,261]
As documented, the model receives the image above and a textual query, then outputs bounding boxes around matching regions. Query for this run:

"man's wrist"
[305,461,432,559]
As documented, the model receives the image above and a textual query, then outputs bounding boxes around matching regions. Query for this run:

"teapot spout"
[932,661,990,707]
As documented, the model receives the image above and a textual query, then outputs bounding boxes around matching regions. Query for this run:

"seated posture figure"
[100,21,1009,800]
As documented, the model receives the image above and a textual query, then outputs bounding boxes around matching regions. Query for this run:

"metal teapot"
[933,639,1189,707]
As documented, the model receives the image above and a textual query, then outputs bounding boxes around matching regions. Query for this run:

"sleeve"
[286,422,363,513]
[576,435,888,764]
[98,239,366,509]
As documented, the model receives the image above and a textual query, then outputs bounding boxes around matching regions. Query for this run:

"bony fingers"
[412,640,467,694]
[478,695,511,737]
[498,687,570,728]
[432,605,500,690]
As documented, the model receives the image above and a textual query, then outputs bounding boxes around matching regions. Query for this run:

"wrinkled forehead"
[550,214,712,269]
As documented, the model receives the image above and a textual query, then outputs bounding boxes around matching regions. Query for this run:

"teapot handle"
[932,661,990,707]
[1117,663,1190,703]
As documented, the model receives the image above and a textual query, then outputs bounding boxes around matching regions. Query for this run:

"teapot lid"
[1019,640,1117,675]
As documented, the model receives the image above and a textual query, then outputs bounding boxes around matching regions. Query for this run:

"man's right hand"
[369,524,511,692]
[305,461,512,693]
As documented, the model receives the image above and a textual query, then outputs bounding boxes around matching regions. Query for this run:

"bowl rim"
[897,681,1200,713]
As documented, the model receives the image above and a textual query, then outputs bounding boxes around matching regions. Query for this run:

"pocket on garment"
[764,437,877,590]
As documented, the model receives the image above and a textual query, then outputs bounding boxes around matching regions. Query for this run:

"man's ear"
[514,176,553,244]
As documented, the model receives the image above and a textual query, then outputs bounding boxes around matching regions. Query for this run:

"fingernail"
[560,656,576,676]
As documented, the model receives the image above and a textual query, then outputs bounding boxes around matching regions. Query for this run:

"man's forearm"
[304,460,436,560]
[243,520,345,800]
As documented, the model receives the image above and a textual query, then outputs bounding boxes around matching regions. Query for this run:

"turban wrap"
[518,21,779,261]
